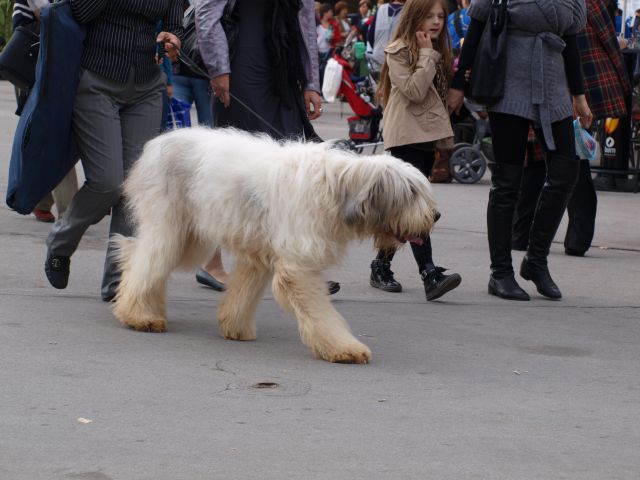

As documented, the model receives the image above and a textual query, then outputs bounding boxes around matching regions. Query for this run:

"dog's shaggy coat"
[113,128,437,363]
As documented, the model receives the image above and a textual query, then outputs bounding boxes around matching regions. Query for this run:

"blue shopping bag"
[166,97,192,129]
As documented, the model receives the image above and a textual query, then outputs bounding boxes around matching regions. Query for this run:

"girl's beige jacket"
[382,41,453,150]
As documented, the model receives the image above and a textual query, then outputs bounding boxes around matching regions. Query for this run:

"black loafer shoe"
[421,267,461,301]
[327,281,341,295]
[45,253,70,289]
[196,268,226,292]
[520,256,562,299]
[564,248,586,257]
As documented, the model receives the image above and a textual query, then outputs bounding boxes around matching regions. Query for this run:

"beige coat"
[382,41,453,151]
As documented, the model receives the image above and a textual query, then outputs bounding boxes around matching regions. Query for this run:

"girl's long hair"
[377,0,452,107]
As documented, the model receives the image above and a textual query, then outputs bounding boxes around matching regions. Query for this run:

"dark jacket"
[6,2,85,214]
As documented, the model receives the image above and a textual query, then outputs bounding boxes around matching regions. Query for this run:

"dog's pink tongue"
[401,235,424,245]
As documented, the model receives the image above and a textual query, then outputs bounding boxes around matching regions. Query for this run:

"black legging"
[376,144,436,273]
[489,113,576,165]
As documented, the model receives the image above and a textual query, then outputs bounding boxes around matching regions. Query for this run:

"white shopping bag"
[322,58,343,103]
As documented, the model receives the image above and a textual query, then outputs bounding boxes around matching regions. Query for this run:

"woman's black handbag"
[0,26,40,90]
[468,0,509,105]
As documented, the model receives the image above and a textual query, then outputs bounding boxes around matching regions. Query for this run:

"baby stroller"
[449,99,491,183]
[322,32,383,153]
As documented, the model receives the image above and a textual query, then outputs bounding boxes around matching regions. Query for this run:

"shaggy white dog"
[113,128,437,363]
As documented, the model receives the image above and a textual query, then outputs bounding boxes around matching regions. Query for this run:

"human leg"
[522,117,579,299]
[512,158,546,250]
[190,77,213,127]
[486,113,531,300]
[101,72,164,300]
[51,166,79,219]
[196,249,229,292]
[33,193,55,222]
[564,159,597,256]
[388,146,461,300]
[45,70,125,289]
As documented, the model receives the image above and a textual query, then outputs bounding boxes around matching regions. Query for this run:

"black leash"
[176,49,288,139]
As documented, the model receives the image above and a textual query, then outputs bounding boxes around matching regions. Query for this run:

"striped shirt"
[12,0,37,29]
[70,0,184,84]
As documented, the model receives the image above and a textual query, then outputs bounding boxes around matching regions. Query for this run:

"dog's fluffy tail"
[110,234,136,271]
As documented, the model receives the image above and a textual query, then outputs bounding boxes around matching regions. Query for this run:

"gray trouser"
[47,68,164,298]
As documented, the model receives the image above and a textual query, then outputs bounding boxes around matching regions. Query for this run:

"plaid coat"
[578,0,632,119]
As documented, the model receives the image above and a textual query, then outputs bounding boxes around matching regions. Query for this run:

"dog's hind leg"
[113,231,183,333]
[217,258,271,341]
[272,263,371,364]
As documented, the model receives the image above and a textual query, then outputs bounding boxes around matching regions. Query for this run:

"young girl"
[369,0,461,301]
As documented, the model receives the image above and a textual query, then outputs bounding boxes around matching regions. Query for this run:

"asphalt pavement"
[1,81,639,480]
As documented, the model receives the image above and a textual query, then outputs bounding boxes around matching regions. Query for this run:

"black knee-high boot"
[520,154,580,299]
[512,160,546,251]
[487,162,530,300]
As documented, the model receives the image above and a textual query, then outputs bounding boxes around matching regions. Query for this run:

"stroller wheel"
[332,139,355,151]
[449,145,487,184]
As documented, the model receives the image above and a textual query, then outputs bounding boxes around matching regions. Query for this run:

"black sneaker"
[421,267,461,301]
[45,252,70,289]
[370,259,402,292]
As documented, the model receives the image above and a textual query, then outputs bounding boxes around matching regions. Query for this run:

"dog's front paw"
[114,308,166,333]
[121,315,166,333]
[219,323,256,341]
[318,341,372,364]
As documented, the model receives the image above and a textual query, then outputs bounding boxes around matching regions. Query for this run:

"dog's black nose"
[434,210,441,223]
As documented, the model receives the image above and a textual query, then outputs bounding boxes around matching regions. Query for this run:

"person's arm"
[69,0,109,24]
[387,47,440,104]
[300,0,322,119]
[451,17,484,90]
[299,0,321,93]
[157,0,184,62]
[563,33,592,128]
[562,34,584,96]
[195,0,231,79]
[13,0,36,29]
[26,0,47,20]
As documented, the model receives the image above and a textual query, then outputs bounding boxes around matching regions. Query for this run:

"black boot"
[512,159,546,251]
[522,154,579,299]
[487,163,530,301]
[370,259,402,292]
[421,266,461,301]
[520,256,561,299]
[488,274,529,300]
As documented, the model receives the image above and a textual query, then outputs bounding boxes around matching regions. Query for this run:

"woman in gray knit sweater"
[449,0,592,301]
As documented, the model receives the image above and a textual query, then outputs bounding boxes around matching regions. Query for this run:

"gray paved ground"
[1,81,639,480]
